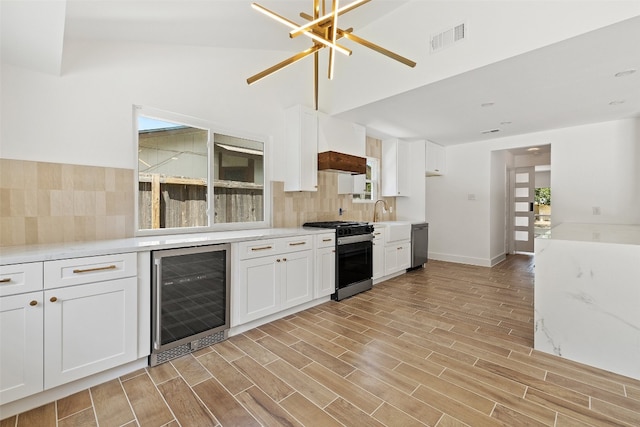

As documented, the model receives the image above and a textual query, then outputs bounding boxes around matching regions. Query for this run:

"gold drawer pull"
[50,297,58,303]
[29,300,38,306]
[251,246,273,251]
[322,238,333,242]
[289,241,306,246]
[0,278,11,283]
[73,265,117,274]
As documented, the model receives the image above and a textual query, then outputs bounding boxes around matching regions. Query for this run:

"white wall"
[535,171,551,188]
[489,150,509,265]
[329,1,640,115]
[425,142,492,266]
[427,118,640,266]
[0,40,311,181]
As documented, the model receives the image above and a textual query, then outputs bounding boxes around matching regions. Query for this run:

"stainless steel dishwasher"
[410,222,429,269]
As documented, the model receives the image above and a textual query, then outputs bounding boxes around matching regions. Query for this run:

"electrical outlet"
[592,206,601,215]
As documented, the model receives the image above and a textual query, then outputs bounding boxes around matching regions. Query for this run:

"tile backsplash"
[271,173,396,227]
[0,159,134,246]
[272,136,396,227]
[0,138,393,245]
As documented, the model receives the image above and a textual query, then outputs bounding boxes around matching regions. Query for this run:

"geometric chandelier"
[246,0,416,110]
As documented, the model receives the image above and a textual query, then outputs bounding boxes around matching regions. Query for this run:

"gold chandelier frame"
[247,0,416,109]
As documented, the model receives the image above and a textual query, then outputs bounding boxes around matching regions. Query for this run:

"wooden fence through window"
[138,174,263,229]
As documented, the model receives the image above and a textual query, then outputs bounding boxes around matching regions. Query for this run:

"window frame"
[133,105,270,236]
[352,156,379,203]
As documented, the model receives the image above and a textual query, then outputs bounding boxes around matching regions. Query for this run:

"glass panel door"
[514,167,535,252]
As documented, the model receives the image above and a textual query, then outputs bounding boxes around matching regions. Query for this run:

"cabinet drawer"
[280,236,313,253]
[372,227,385,241]
[316,233,336,249]
[44,253,137,289]
[0,262,43,297]
[237,240,279,260]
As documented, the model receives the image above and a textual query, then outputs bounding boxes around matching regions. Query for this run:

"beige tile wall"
[0,138,392,245]
[0,159,134,247]
[272,137,396,227]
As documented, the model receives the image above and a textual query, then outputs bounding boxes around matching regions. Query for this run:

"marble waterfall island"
[534,223,640,380]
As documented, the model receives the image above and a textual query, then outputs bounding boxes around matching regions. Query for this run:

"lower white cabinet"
[372,227,385,280]
[315,233,336,298]
[384,241,411,276]
[44,278,138,389]
[235,237,314,325]
[0,292,44,404]
[0,254,138,406]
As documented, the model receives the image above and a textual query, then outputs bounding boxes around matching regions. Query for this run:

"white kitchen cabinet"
[236,255,280,324]
[337,173,366,194]
[235,236,314,325]
[44,277,137,389]
[284,105,318,192]
[426,141,446,176]
[315,233,335,297]
[0,254,138,406]
[384,241,411,276]
[0,291,44,404]
[382,138,411,197]
[281,251,314,309]
[318,113,366,157]
[372,226,385,280]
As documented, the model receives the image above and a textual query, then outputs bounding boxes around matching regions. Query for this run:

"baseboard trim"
[428,252,493,267]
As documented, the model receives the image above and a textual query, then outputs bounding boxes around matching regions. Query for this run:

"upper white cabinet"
[426,141,446,176]
[284,105,318,192]
[382,138,411,197]
[337,174,366,194]
[318,113,366,157]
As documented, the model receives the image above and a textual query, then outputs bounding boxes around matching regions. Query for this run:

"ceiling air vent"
[481,128,501,135]
[430,22,466,53]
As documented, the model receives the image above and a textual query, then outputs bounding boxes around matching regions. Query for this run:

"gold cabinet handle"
[322,238,333,242]
[289,241,306,246]
[276,259,281,262]
[0,278,11,283]
[251,246,273,251]
[373,232,381,236]
[283,258,287,262]
[29,300,38,306]
[73,265,116,274]
[50,297,58,303]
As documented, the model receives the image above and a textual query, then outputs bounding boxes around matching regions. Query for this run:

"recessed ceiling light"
[614,69,637,78]
[527,147,540,152]
[481,102,495,108]
[500,121,512,125]
[609,100,626,105]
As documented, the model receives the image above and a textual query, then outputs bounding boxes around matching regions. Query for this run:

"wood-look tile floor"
[3,255,640,426]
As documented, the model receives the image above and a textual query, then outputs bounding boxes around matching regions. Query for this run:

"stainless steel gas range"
[303,221,374,301]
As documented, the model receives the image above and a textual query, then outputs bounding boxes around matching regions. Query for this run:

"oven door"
[336,234,373,290]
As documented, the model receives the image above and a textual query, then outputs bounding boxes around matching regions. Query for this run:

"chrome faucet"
[373,199,389,222]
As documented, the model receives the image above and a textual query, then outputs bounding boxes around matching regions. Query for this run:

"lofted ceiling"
[1,0,639,147]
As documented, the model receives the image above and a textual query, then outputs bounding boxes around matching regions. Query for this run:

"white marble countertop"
[539,222,640,246]
[0,227,330,265]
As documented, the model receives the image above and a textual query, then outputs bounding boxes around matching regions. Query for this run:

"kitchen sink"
[373,221,412,243]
